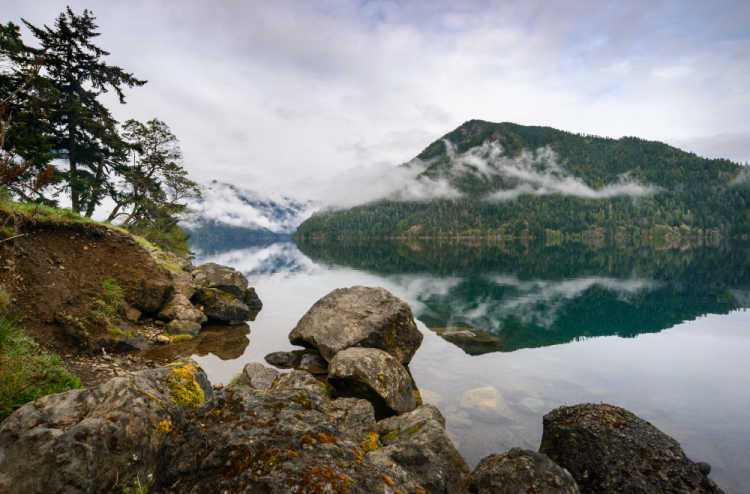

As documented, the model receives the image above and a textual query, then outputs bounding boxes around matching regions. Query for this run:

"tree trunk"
[68,122,79,214]
[84,160,105,217]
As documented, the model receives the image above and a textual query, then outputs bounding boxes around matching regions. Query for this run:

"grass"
[0,313,82,421]
[92,278,125,322]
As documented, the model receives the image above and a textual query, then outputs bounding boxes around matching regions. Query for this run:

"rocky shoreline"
[0,284,725,493]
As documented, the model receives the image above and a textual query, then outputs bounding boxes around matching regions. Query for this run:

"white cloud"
[4,0,749,206]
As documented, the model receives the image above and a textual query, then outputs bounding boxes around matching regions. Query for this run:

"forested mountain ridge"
[295,120,750,241]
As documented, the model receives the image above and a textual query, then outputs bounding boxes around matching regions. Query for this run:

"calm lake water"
[185,239,750,493]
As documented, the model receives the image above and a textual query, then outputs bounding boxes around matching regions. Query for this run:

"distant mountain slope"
[183,181,317,254]
[296,120,750,241]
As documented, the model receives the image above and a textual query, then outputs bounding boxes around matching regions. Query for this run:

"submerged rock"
[328,347,417,418]
[289,286,423,364]
[370,405,470,494]
[0,361,212,494]
[539,403,723,494]
[167,318,202,336]
[465,448,580,494]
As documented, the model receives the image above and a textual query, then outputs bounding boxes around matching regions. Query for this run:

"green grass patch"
[92,278,125,323]
[0,315,81,421]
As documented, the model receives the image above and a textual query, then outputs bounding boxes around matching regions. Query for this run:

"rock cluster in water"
[0,286,724,493]
[138,262,263,338]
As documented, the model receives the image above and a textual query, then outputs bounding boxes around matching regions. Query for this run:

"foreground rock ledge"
[289,285,423,364]
[466,448,580,494]
[540,403,723,494]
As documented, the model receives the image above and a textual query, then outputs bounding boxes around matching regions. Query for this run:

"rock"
[430,326,505,355]
[157,294,207,325]
[264,349,327,374]
[157,380,413,493]
[244,287,263,310]
[369,405,470,494]
[169,269,196,299]
[298,350,328,375]
[122,303,142,323]
[265,350,304,368]
[237,362,280,390]
[465,448,580,493]
[127,279,174,314]
[323,398,376,437]
[328,347,417,418]
[0,361,213,494]
[192,262,249,299]
[167,319,202,336]
[459,386,512,419]
[192,287,254,323]
[289,286,423,364]
[270,369,331,407]
[539,403,724,493]
[155,334,170,344]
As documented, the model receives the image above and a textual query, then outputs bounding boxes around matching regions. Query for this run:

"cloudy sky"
[5,0,750,200]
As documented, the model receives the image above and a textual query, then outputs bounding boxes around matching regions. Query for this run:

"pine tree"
[0,22,57,201]
[23,7,146,214]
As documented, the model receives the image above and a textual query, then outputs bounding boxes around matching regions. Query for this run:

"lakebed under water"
[175,240,749,493]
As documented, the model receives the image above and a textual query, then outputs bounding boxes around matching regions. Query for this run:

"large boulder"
[539,403,723,493]
[158,372,415,493]
[465,448,580,493]
[0,361,213,494]
[369,405,470,494]
[328,347,417,418]
[289,286,423,364]
[192,287,256,323]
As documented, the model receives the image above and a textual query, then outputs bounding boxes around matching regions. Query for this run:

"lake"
[184,239,750,493]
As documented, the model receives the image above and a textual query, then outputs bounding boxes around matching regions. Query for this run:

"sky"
[5,0,750,201]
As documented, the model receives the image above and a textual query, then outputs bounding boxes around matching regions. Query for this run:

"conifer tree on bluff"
[22,7,146,215]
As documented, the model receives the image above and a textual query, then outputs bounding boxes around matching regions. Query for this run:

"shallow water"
[189,240,750,493]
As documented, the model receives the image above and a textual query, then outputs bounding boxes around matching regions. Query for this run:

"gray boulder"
[265,349,327,374]
[539,403,723,493]
[192,287,256,323]
[169,269,196,299]
[237,362,280,390]
[158,294,207,326]
[369,404,470,494]
[466,448,580,493]
[0,361,212,494]
[158,378,412,493]
[244,287,263,310]
[289,286,423,364]
[328,347,417,418]
[192,262,249,299]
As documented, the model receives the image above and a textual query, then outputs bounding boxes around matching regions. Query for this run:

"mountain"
[295,120,750,241]
[183,181,317,254]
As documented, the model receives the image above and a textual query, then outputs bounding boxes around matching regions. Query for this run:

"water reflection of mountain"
[297,240,750,354]
[193,241,315,277]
